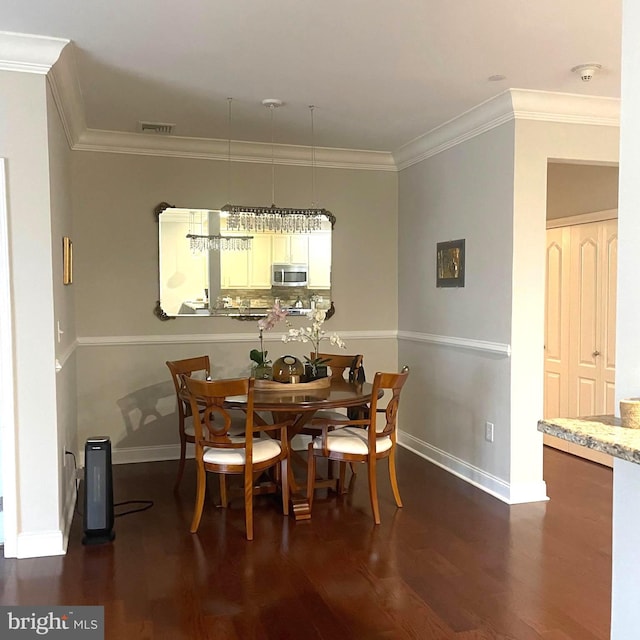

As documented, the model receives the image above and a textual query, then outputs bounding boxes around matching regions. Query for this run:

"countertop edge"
[538,416,640,465]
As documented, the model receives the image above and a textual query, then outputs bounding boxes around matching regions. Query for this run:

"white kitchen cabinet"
[249,234,272,288]
[220,239,249,288]
[272,234,309,264]
[308,232,331,288]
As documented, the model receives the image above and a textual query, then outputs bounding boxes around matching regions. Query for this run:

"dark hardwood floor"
[0,446,612,639]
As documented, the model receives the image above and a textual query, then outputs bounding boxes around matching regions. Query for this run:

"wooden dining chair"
[166,356,245,491]
[304,352,364,425]
[302,352,365,480]
[183,375,291,540]
[166,356,211,490]
[307,366,410,524]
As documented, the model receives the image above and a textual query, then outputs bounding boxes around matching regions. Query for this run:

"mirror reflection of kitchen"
[158,208,332,317]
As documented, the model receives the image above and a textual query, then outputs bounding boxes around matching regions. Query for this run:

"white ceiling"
[2,0,622,152]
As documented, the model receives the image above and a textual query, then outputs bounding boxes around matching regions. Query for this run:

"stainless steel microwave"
[272,263,308,287]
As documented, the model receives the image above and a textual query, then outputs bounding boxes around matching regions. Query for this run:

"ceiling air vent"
[137,121,175,135]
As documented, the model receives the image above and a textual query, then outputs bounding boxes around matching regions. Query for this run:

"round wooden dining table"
[226,378,378,521]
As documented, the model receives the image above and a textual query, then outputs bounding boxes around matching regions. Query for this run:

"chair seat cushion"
[203,438,282,465]
[313,427,392,455]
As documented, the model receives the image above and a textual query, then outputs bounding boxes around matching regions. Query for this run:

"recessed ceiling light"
[488,74,506,82]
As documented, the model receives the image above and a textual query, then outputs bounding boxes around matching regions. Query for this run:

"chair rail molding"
[398,330,511,356]
[77,329,397,347]
[55,338,78,372]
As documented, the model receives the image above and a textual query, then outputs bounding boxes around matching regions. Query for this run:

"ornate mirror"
[155,202,334,319]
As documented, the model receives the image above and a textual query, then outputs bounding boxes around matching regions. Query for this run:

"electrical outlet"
[485,421,494,443]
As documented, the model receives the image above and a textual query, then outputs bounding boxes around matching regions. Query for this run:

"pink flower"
[258,301,288,331]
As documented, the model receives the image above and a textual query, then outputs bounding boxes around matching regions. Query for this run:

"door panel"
[601,221,617,413]
[577,376,597,417]
[544,372,562,418]
[568,224,600,417]
[544,228,570,418]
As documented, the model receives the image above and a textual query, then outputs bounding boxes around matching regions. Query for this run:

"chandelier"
[186,233,252,252]
[222,99,333,233]
[222,204,327,233]
[186,208,252,254]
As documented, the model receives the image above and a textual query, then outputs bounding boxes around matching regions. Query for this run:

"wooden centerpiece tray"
[254,376,331,391]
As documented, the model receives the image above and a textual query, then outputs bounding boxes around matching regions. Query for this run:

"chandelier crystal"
[222,204,327,233]
[221,99,334,234]
[186,233,253,253]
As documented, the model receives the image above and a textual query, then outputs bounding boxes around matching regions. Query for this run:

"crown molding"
[393,91,515,170]
[0,31,69,74]
[74,128,397,171]
[509,88,620,126]
[393,89,621,170]
[47,44,86,148]
[1,37,620,175]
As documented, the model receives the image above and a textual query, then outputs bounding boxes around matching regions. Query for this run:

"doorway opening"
[543,161,619,467]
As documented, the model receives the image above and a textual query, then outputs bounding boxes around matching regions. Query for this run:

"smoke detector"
[571,63,602,82]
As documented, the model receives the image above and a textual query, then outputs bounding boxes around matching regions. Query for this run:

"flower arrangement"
[250,302,288,372]
[282,308,345,377]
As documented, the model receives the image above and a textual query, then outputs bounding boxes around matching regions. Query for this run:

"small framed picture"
[436,239,465,288]
[63,236,73,285]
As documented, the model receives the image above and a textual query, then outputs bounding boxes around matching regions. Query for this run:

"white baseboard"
[397,430,548,505]
[110,444,194,466]
[108,436,313,464]
[16,530,66,559]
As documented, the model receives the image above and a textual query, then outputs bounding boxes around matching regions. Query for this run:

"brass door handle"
[593,350,601,357]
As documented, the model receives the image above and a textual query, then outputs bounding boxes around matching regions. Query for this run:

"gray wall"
[398,123,515,489]
[71,152,399,459]
[47,82,78,536]
[396,116,619,503]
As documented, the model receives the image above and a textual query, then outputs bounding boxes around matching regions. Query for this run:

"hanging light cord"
[227,97,232,204]
[310,105,316,208]
[270,104,276,206]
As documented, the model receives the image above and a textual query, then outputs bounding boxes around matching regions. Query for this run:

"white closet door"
[544,218,616,466]
[565,220,618,417]
[600,219,617,415]
[544,227,570,419]
[568,222,601,417]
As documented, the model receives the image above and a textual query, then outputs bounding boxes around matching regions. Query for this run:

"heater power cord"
[65,450,154,518]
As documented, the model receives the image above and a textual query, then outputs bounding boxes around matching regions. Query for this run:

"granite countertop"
[538,415,640,465]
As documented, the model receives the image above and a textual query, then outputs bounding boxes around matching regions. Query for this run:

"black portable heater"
[82,436,115,545]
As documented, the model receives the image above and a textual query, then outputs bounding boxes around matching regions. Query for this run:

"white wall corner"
[393,88,621,170]
[0,31,69,74]
[397,430,548,505]
[47,43,86,148]
[60,468,78,553]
